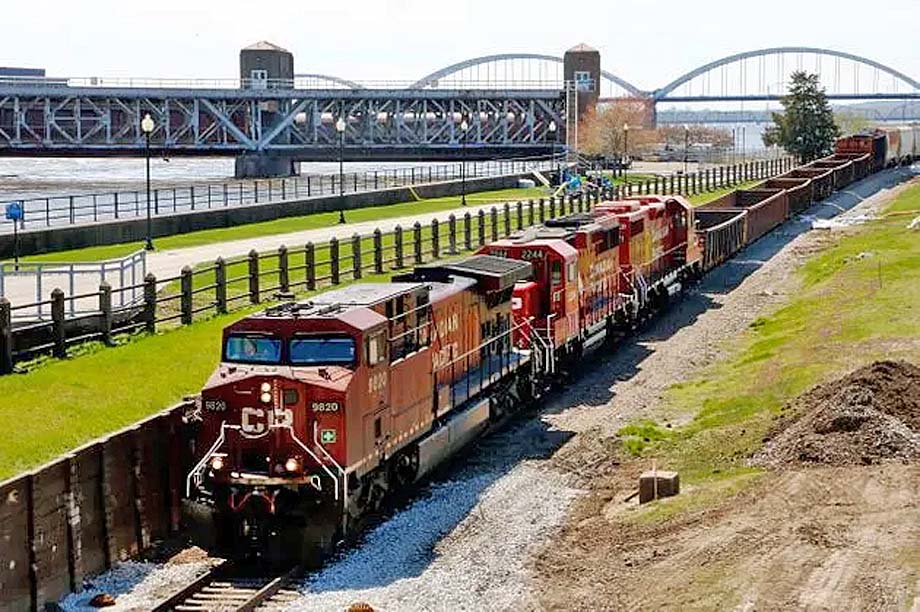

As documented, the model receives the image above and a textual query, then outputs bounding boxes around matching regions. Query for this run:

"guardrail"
[0,158,555,233]
[0,75,564,91]
[0,157,794,374]
[0,251,146,318]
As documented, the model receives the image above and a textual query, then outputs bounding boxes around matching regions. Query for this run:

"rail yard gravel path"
[55,165,917,611]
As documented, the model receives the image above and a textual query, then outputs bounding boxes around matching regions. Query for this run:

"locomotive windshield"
[290,336,356,367]
[225,333,282,364]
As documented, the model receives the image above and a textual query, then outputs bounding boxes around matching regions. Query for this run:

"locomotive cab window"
[290,336,356,367]
[551,260,563,285]
[224,333,282,364]
[366,332,387,366]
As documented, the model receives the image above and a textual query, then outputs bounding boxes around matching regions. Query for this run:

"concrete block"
[639,470,679,504]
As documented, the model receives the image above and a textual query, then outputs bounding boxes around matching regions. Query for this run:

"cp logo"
[240,407,268,438]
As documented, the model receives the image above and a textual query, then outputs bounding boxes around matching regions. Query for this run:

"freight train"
[180,140,889,563]
[835,125,919,171]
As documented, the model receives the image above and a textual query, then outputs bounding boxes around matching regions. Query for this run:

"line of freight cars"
[179,141,882,564]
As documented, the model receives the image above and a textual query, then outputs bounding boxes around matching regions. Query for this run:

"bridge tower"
[235,41,300,179]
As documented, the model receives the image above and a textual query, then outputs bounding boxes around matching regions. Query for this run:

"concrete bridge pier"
[234,154,301,178]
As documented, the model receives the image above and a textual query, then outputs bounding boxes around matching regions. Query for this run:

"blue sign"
[5,201,23,221]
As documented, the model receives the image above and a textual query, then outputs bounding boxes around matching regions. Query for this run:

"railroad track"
[152,562,302,612]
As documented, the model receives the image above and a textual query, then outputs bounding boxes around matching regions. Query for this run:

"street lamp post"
[336,116,346,224]
[140,113,155,251]
[622,123,629,186]
[683,124,690,175]
[460,119,469,206]
[741,126,746,162]
[548,120,558,186]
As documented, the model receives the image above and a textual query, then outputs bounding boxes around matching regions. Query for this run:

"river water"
[0,158,440,202]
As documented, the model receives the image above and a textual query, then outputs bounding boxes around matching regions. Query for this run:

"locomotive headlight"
[260,392,272,404]
[260,382,271,393]
[210,456,224,471]
[284,457,299,472]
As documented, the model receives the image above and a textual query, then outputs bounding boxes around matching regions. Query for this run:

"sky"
[2,0,918,90]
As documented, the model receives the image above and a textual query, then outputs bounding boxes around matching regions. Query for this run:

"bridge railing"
[0,76,564,91]
[0,156,557,233]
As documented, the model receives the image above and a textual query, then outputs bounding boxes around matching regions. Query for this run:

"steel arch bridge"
[652,46,919,102]
[407,53,644,98]
[300,47,917,103]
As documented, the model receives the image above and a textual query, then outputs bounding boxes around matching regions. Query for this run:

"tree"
[835,110,871,137]
[763,71,840,161]
[580,101,656,158]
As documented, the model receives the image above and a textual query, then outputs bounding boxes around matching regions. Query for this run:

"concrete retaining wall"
[0,174,529,259]
[0,404,191,611]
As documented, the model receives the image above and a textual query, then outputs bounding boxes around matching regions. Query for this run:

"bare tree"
[580,101,657,157]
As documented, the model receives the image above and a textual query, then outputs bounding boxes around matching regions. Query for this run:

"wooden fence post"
[248,250,260,303]
[394,225,404,269]
[490,207,499,241]
[143,274,157,334]
[330,238,340,284]
[528,199,535,226]
[352,234,362,279]
[52,288,66,359]
[539,198,546,223]
[278,245,290,292]
[373,229,384,274]
[448,215,457,254]
[477,210,486,246]
[180,266,193,325]
[0,298,13,374]
[99,282,113,346]
[516,201,524,229]
[463,213,472,251]
[215,258,227,314]
[305,243,316,290]
[503,203,511,236]
[431,219,440,259]
[413,222,423,265]
[549,196,556,218]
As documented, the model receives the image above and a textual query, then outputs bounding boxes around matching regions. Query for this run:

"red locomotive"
[181,194,706,562]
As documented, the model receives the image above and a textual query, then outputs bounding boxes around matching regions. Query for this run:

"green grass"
[14,187,546,264]
[617,419,675,456]
[619,181,920,520]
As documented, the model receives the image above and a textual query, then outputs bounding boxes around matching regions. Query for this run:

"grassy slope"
[18,187,545,264]
[0,183,778,480]
[619,182,920,523]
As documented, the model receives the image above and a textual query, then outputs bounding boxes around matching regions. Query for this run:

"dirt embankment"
[534,363,920,611]
[755,360,920,468]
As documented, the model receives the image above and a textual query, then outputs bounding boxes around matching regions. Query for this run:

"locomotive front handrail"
[186,421,232,497]
[285,423,341,502]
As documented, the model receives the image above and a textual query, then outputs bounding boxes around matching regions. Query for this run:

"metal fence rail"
[0,157,795,374]
[0,157,555,233]
[0,251,146,319]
